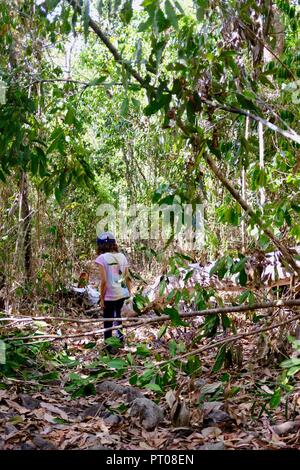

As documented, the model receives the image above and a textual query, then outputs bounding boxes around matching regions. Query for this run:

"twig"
[2,299,300,325]
[202,99,300,145]
[4,299,300,342]
[157,313,300,366]
[66,0,147,89]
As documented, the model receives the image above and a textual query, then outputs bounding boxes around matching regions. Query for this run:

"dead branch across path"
[4,298,300,342]
[157,312,300,366]
[2,298,300,324]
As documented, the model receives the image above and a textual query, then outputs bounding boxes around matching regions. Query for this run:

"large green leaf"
[212,344,226,373]
[144,93,171,116]
[120,0,133,24]
[165,0,178,29]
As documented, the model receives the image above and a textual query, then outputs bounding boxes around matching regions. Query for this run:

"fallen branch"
[2,298,300,326]
[157,312,300,366]
[4,298,300,342]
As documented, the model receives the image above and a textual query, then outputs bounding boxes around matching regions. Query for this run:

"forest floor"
[1,310,300,451]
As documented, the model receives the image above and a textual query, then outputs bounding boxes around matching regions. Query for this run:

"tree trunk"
[20,172,33,284]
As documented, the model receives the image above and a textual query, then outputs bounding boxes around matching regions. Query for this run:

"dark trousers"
[103,298,125,341]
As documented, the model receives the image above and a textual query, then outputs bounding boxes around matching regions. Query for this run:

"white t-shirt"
[95,252,129,301]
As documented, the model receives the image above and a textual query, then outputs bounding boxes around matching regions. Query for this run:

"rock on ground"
[96,380,143,403]
[198,442,225,450]
[130,397,164,431]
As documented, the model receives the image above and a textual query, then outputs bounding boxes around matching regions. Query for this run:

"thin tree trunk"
[204,153,300,276]
[21,172,33,283]
[258,121,265,209]
[241,116,249,252]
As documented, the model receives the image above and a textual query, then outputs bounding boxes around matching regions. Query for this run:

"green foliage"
[210,254,248,287]
[64,373,97,398]
[281,337,300,377]
[0,337,55,381]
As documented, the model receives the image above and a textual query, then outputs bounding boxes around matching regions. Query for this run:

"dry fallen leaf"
[40,402,69,421]
[170,399,190,427]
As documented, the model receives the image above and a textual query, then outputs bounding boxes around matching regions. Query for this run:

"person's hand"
[100,298,105,310]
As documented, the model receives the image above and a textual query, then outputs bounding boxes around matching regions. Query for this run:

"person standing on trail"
[95,232,132,353]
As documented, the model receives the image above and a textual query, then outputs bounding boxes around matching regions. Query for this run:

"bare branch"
[5,299,300,342]
[157,312,300,366]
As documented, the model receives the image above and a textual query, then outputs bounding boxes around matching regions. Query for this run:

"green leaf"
[168,339,177,356]
[64,107,75,125]
[133,293,149,313]
[221,313,231,329]
[158,324,168,339]
[202,313,219,337]
[194,0,209,20]
[184,355,201,375]
[107,358,127,369]
[159,278,167,296]
[145,383,163,393]
[210,257,228,280]
[155,8,170,32]
[291,203,300,214]
[0,167,6,182]
[105,336,122,348]
[72,383,96,398]
[287,365,300,377]
[144,93,171,116]
[120,96,129,116]
[236,93,260,114]
[87,76,107,87]
[231,257,246,274]
[281,357,300,368]
[252,167,267,189]
[164,307,189,327]
[228,386,240,397]
[136,344,150,357]
[269,388,281,409]
[138,17,153,32]
[238,269,247,287]
[30,153,38,176]
[165,0,178,29]
[212,344,226,373]
[120,0,133,24]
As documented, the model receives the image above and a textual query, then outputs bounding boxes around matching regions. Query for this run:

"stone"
[33,436,57,450]
[104,414,123,426]
[198,441,225,450]
[203,410,233,427]
[86,445,110,450]
[202,401,225,415]
[130,397,164,431]
[81,403,106,419]
[201,426,222,438]
[19,442,36,450]
[19,394,41,410]
[96,380,143,403]
[194,379,207,390]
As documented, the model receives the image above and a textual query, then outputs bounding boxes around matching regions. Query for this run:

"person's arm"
[99,264,107,309]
